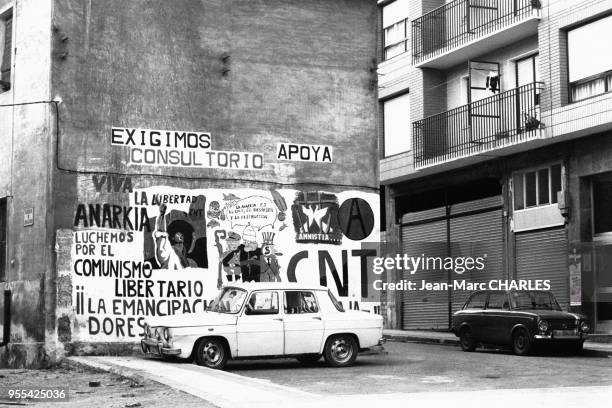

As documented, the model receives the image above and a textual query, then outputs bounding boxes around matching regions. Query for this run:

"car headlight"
[580,321,590,333]
[163,327,172,342]
[538,320,549,333]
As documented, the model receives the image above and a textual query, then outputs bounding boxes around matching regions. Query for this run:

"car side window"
[284,291,319,314]
[465,292,487,309]
[244,291,279,315]
[487,293,509,310]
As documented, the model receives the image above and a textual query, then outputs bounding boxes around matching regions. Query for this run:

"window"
[0,9,12,92]
[383,92,411,156]
[382,1,410,60]
[245,291,279,315]
[593,175,612,235]
[510,291,561,311]
[487,293,509,310]
[210,287,247,314]
[568,14,612,102]
[516,54,539,87]
[465,292,487,309]
[0,198,6,281]
[284,291,319,314]
[513,164,562,210]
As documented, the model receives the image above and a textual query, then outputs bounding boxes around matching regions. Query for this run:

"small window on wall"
[383,92,411,157]
[568,14,612,102]
[0,9,13,92]
[513,164,562,210]
[382,0,409,60]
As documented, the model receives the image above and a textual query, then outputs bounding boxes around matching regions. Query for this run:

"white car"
[141,282,385,369]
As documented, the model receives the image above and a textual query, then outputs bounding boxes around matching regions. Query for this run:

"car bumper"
[534,332,589,340]
[141,338,182,356]
[359,338,387,355]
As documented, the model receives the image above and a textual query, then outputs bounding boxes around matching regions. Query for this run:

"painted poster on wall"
[60,183,380,342]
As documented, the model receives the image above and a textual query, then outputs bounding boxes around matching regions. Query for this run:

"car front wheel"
[324,335,358,367]
[195,338,228,369]
[512,328,532,356]
[459,328,477,352]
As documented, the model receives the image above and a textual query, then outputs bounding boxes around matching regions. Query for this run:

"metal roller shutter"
[401,218,449,330]
[450,208,504,314]
[516,228,569,309]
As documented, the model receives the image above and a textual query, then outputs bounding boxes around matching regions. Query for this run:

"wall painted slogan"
[276,142,333,163]
[111,127,264,170]
[58,177,380,342]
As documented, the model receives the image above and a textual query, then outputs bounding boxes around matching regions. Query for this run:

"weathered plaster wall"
[50,0,378,187]
[0,0,53,368]
[46,0,379,359]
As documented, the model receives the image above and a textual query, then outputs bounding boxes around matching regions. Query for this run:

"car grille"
[547,319,577,330]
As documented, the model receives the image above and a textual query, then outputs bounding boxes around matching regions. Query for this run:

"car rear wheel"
[296,354,321,365]
[324,335,358,367]
[512,328,532,356]
[459,328,477,352]
[195,338,228,369]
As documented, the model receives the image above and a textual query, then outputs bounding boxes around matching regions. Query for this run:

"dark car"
[452,290,591,355]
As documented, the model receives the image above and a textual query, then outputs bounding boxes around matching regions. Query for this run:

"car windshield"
[209,288,247,314]
[510,291,561,311]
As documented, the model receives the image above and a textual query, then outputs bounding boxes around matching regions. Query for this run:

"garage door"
[450,205,504,314]
[401,213,449,330]
[516,227,569,309]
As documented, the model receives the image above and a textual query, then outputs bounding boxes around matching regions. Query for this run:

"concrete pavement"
[66,347,612,408]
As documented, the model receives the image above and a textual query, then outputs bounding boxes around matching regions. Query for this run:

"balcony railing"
[413,82,544,167]
[412,0,540,65]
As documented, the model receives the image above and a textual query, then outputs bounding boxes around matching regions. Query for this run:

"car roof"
[223,282,330,292]
[469,289,552,295]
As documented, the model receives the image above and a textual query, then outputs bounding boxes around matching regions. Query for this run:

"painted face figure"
[244,241,258,252]
[173,231,185,244]
[227,239,240,251]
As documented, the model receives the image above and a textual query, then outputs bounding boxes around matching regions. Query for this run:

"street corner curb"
[583,345,612,357]
[383,334,459,346]
[62,357,148,386]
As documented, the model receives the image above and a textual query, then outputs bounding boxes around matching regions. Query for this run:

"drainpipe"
[0,290,11,347]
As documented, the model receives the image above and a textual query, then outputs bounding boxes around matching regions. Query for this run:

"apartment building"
[0,0,379,368]
[378,0,612,333]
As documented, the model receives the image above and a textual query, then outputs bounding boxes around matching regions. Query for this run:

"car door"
[282,290,325,355]
[461,292,488,340]
[236,290,284,357]
[482,292,512,345]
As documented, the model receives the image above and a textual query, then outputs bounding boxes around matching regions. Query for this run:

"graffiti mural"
[60,180,380,342]
[291,191,342,245]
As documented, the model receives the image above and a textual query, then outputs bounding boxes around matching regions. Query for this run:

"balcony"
[413,82,544,168]
[412,0,541,69]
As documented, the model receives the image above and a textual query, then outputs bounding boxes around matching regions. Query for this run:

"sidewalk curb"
[383,333,612,355]
[384,334,459,346]
[62,357,149,386]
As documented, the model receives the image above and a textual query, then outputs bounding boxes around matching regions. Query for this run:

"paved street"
[227,341,612,394]
[68,340,612,408]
